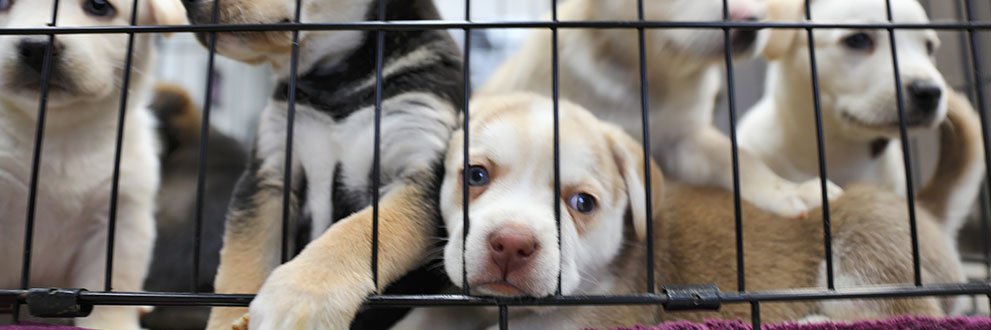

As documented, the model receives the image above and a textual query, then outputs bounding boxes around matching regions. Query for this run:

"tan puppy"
[739,0,984,237]
[395,93,966,329]
[0,1,186,329]
[480,0,843,218]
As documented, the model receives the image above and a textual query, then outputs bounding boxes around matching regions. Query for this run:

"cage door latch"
[26,288,93,318]
[662,284,721,311]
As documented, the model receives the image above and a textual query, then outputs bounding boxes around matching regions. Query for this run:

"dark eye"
[83,0,115,17]
[926,40,935,55]
[842,32,874,51]
[567,193,597,214]
[0,0,12,11]
[465,165,489,186]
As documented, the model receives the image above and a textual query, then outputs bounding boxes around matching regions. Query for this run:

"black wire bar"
[802,0,836,291]
[3,282,989,307]
[635,0,656,295]
[2,21,991,35]
[280,0,305,264]
[883,0,923,287]
[550,0,563,296]
[370,0,387,292]
[461,0,472,297]
[191,0,223,291]
[14,0,62,322]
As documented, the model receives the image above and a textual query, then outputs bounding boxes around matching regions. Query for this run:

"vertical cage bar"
[461,0,472,296]
[751,302,762,330]
[965,0,991,283]
[191,0,223,291]
[104,0,142,291]
[280,0,305,264]
[16,0,61,320]
[551,0,563,296]
[499,305,509,330]
[370,0,386,291]
[884,0,923,287]
[635,0,655,294]
[802,0,835,290]
[720,0,746,293]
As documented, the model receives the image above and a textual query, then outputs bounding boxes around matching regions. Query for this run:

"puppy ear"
[762,0,805,60]
[147,0,189,26]
[602,123,663,242]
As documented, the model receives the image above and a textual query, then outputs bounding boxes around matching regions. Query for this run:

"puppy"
[0,1,186,329]
[738,0,985,234]
[141,83,247,330]
[480,0,842,218]
[180,0,463,329]
[396,93,966,329]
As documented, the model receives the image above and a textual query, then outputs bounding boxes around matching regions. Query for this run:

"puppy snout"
[907,79,942,114]
[18,39,62,73]
[488,226,539,276]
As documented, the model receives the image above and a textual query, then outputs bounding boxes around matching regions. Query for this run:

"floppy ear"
[147,0,189,26]
[762,0,806,60]
[602,123,664,242]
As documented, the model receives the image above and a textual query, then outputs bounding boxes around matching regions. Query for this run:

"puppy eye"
[842,32,874,52]
[567,193,597,214]
[0,0,12,11]
[926,40,935,55]
[83,0,115,17]
[465,165,490,186]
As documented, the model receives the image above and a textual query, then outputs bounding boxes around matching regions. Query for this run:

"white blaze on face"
[440,96,635,298]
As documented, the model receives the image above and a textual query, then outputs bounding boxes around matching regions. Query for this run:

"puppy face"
[768,0,946,138]
[440,94,654,298]
[601,0,768,59]
[182,0,371,70]
[0,0,185,113]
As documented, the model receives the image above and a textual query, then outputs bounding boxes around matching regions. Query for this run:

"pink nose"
[488,226,539,276]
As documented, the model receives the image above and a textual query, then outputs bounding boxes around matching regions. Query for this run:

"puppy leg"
[206,166,290,330]
[247,182,436,330]
[72,194,156,330]
[662,126,842,218]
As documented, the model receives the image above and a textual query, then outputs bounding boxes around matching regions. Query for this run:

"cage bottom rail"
[1,282,989,310]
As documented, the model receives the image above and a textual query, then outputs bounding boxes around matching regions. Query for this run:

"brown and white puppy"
[396,93,966,329]
[180,0,464,329]
[480,0,843,218]
[0,1,186,329]
[738,0,985,236]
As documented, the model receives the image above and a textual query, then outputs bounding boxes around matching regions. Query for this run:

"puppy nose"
[18,39,62,73]
[488,227,538,275]
[907,79,942,113]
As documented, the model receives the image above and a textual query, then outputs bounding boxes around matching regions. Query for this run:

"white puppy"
[0,1,185,328]
[738,0,984,233]
[480,0,842,218]
[396,93,967,329]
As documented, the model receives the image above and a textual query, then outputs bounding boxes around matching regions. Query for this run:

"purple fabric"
[0,322,88,330]
[610,316,991,330]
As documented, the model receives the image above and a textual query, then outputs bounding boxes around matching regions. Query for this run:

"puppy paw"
[232,314,249,330]
[247,258,370,330]
[744,178,843,218]
[794,178,844,210]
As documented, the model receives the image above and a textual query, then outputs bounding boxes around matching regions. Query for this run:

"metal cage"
[1,0,991,329]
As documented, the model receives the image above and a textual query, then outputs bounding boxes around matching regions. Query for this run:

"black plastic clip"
[26,288,93,318]
[662,284,721,311]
